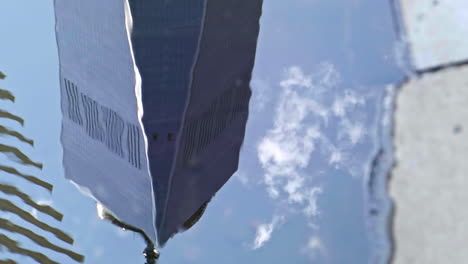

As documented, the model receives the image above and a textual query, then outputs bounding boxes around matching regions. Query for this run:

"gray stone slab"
[390,65,468,263]
[399,0,468,70]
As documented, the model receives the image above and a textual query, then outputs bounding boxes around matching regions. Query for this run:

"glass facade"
[54,0,156,242]
[55,0,262,247]
[157,0,262,245]
[126,0,207,243]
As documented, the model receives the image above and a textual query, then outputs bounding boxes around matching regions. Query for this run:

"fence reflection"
[0,185,63,220]
[0,71,84,263]
[0,219,84,262]
[0,110,24,126]
[0,259,17,264]
[0,126,34,146]
[0,165,53,191]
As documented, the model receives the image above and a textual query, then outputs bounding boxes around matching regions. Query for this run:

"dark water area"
[0,0,409,263]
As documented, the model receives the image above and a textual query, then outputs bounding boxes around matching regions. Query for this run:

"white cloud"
[257,64,338,213]
[279,66,313,89]
[303,187,323,218]
[30,208,38,218]
[283,173,305,203]
[315,62,341,88]
[36,199,53,206]
[301,235,326,259]
[254,64,336,250]
[252,215,285,250]
[251,78,272,112]
[307,236,323,250]
[235,171,249,186]
[255,62,376,253]
[332,90,364,117]
[30,199,53,219]
[340,120,365,145]
[329,149,343,165]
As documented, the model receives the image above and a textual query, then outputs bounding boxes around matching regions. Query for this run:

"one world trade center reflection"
[54,0,263,260]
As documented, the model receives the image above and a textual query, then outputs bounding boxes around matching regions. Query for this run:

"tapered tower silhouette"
[54,0,263,247]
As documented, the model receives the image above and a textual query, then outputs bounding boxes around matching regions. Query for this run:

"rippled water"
[0,1,408,263]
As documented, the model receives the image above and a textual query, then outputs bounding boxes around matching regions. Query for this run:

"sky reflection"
[0,0,407,263]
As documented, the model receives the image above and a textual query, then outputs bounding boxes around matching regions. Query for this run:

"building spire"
[97,203,160,263]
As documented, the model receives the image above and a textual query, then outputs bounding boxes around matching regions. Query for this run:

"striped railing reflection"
[0,71,84,263]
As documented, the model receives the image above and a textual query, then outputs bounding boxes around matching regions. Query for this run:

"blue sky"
[0,0,405,263]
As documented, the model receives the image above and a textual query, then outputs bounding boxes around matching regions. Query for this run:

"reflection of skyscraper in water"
[54,0,263,247]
